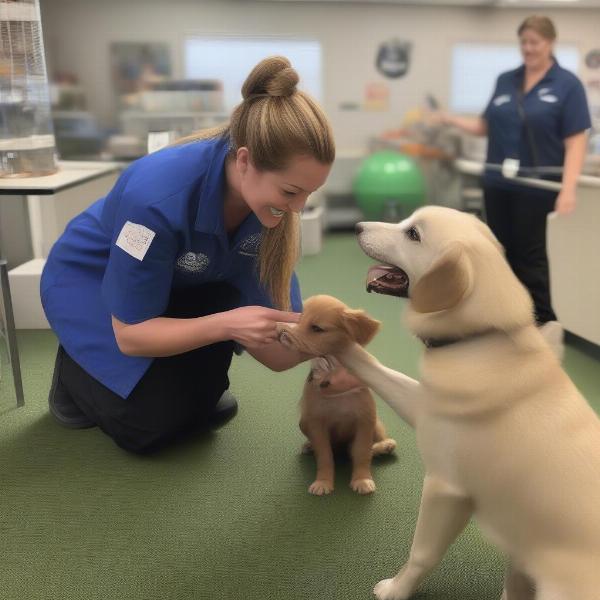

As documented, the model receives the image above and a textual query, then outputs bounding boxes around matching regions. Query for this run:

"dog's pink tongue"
[367,265,397,282]
[366,264,408,297]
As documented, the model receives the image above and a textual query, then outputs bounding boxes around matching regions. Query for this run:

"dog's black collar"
[420,329,496,349]
[421,337,460,349]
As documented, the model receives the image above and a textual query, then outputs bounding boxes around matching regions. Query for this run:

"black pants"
[484,185,557,324]
[52,283,240,454]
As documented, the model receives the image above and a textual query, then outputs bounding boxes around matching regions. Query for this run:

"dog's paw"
[351,478,376,495]
[309,480,334,495]
[373,578,410,600]
[309,369,331,390]
[372,438,397,456]
[300,441,313,455]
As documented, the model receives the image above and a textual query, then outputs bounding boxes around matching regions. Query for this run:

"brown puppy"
[280,295,396,496]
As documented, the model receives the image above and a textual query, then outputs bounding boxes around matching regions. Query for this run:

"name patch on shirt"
[493,94,511,107]
[115,221,156,261]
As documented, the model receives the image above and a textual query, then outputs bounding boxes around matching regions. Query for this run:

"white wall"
[39,0,600,151]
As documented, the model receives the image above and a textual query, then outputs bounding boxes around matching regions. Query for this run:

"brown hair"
[178,56,335,310]
[518,15,557,41]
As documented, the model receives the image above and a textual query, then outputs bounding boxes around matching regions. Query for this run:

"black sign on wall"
[585,49,600,69]
[376,39,412,79]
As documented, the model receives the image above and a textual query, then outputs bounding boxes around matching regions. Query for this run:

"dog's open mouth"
[366,265,409,298]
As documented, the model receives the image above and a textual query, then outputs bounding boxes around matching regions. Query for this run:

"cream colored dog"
[294,206,600,600]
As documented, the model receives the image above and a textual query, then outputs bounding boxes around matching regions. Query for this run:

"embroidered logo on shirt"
[538,87,558,103]
[175,252,210,274]
[115,221,156,261]
[493,94,511,107]
[238,233,262,257]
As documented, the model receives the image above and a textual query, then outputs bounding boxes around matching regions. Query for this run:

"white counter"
[454,159,600,346]
[0,160,123,195]
[0,161,123,258]
[1,161,122,328]
[547,188,600,346]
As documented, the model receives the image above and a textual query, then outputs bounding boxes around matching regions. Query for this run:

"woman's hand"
[224,306,300,349]
[424,109,449,127]
[555,188,577,215]
[426,111,488,136]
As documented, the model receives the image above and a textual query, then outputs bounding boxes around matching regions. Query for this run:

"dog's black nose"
[355,223,364,235]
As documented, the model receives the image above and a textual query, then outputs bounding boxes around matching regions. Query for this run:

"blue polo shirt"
[482,59,591,190]
[41,136,302,398]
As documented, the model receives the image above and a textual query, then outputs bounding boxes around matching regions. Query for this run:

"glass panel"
[184,37,322,112]
[0,0,58,177]
[450,42,580,114]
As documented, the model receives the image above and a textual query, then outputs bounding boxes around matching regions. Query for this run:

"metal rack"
[0,259,24,407]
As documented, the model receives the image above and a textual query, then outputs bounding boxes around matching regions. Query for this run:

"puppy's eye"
[405,226,421,242]
[311,324,325,333]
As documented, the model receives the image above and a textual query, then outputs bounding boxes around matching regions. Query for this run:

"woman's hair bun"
[242,56,299,100]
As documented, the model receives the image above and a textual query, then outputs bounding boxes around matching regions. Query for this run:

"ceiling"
[263,0,600,7]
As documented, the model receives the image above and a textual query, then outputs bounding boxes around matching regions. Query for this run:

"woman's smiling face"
[236,149,331,228]
[520,28,554,71]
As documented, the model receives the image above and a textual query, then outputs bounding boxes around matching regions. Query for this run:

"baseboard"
[565,330,600,360]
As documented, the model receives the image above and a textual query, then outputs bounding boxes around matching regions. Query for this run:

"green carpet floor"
[2,233,600,600]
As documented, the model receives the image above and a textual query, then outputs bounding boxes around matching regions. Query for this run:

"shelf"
[0,161,122,195]
[0,2,38,21]
[120,111,228,119]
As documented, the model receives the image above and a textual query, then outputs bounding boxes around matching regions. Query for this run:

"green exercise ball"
[353,151,426,221]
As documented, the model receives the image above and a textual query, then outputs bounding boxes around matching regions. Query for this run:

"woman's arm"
[112,313,229,357]
[555,131,588,215]
[246,342,310,372]
[442,113,488,136]
[113,306,300,357]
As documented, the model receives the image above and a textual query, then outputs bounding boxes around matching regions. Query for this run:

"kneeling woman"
[41,56,334,454]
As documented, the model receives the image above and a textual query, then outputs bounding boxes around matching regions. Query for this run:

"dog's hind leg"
[500,564,536,600]
[339,344,420,428]
[535,577,600,600]
[372,419,397,456]
[538,321,564,362]
[300,440,313,454]
[373,475,474,600]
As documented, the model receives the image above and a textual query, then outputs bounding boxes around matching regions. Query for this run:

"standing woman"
[41,56,334,454]
[439,16,590,334]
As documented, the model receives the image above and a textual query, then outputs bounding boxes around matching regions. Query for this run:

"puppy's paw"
[351,478,376,495]
[373,578,410,600]
[301,441,313,455]
[308,369,331,390]
[309,480,334,496]
[372,438,397,456]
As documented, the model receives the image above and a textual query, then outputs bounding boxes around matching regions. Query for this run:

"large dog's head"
[358,206,534,339]
[278,294,380,356]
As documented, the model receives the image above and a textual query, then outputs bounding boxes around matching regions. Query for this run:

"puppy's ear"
[342,309,381,346]
[410,242,472,313]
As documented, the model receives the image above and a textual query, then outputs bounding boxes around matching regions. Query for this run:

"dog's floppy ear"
[341,309,381,346]
[410,242,472,313]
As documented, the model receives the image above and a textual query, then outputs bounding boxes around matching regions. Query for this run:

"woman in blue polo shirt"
[41,56,334,454]
[439,15,590,339]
